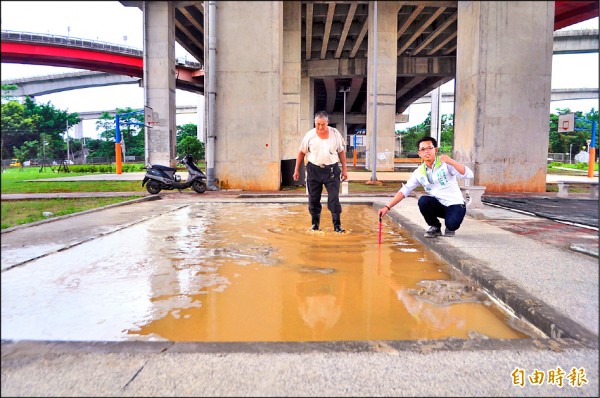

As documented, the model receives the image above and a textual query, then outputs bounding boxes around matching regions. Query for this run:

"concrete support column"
[214,2,282,190]
[300,76,314,137]
[454,1,554,192]
[366,1,398,171]
[143,1,177,167]
[281,2,302,160]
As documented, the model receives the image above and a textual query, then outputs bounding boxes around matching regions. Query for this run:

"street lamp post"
[82,136,87,164]
[65,120,71,163]
[368,0,379,184]
[569,144,572,164]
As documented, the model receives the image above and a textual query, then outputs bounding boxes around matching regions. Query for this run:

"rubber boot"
[332,213,345,233]
[311,214,320,231]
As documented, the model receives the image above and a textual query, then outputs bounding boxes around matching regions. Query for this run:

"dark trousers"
[418,195,466,231]
[306,162,342,216]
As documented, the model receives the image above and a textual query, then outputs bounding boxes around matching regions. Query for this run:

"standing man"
[378,136,474,237]
[293,111,348,232]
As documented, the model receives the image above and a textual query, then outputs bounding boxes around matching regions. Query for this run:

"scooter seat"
[151,164,178,172]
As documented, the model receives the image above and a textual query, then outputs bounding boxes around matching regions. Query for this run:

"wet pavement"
[483,195,598,228]
[2,203,537,343]
[1,172,598,396]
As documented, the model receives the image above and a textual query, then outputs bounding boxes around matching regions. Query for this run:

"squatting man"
[293,111,348,232]
[378,136,474,238]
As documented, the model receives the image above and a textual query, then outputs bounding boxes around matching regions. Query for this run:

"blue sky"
[1,1,598,136]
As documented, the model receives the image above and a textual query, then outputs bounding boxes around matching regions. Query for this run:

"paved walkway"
[1,173,598,396]
[17,170,600,183]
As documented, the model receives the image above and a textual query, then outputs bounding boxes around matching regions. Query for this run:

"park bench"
[394,157,422,171]
[556,180,598,199]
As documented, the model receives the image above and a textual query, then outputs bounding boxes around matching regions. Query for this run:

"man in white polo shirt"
[293,111,348,232]
[378,136,474,237]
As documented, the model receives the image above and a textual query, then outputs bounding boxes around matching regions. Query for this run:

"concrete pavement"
[1,173,598,396]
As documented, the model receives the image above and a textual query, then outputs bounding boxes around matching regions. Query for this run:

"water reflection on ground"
[1,203,538,342]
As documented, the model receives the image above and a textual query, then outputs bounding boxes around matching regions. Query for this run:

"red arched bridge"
[0,30,204,94]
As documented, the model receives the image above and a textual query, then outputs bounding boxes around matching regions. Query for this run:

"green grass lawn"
[1,167,145,229]
[1,196,142,229]
[1,167,144,194]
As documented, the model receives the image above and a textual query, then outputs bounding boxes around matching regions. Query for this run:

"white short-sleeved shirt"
[299,127,345,166]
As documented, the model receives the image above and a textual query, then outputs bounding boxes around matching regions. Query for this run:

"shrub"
[122,163,146,172]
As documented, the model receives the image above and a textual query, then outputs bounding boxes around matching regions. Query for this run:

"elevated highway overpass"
[2,28,597,100]
[119,0,598,118]
[1,1,598,192]
[0,30,204,94]
[68,88,598,122]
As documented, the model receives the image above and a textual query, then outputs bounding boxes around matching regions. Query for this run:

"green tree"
[90,108,146,159]
[118,109,146,157]
[178,136,204,161]
[438,114,454,153]
[396,112,454,155]
[1,100,38,160]
[38,133,54,164]
[13,140,39,166]
[177,123,204,160]
[177,123,199,141]
[1,96,81,161]
[22,97,81,161]
[1,84,19,100]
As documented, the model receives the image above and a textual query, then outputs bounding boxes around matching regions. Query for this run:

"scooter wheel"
[146,181,162,194]
[192,181,207,194]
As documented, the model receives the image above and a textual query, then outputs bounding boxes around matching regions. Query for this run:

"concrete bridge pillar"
[214,1,283,190]
[366,1,398,172]
[300,76,314,138]
[281,2,302,161]
[143,1,177,167]
[454,1,554,192]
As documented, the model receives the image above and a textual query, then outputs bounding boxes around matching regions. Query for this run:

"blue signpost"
[115,109,145,174]
[574,115,597,178]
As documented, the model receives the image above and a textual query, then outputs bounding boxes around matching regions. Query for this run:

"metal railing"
[548,153,572,163]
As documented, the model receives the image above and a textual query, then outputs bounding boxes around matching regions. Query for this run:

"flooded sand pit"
[1,203,544,343]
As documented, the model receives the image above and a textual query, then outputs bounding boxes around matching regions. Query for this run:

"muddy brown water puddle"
[1,203,543,342]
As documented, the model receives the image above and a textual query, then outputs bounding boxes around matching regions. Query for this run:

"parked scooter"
[142,154,207,194]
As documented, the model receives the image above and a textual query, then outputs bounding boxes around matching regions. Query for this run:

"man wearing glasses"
[378,136,473,237]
